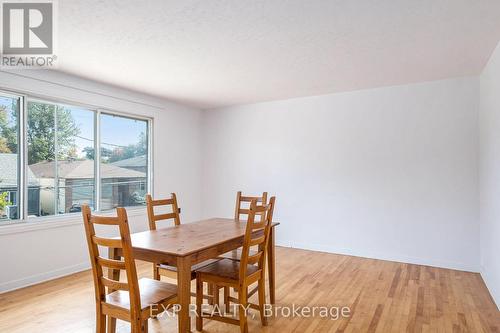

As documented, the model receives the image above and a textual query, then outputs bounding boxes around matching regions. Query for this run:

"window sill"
[0,206,147,236]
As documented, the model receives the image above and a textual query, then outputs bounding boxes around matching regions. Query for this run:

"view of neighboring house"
[0,153,40,219]
[111,155,147,173]
[29,159,146,215]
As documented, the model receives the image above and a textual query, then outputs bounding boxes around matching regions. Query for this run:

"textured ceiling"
[56,0,500,109]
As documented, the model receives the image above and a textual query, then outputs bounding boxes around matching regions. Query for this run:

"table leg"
[107,247,121,333]
[267,227,276,304]
[177,256,192,333]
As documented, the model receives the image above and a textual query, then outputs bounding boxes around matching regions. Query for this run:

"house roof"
[29,159,146,179]
[111,155,147,168]
[0,153,39,188]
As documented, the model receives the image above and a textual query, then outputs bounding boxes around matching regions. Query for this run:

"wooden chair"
[146,193,181,231]
[234,191,268,221]
[146,193,222,303]
[222,191,268,261]
[81,205,178,333]
[196,197,276,333]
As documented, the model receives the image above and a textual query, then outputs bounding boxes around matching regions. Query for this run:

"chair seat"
[196,258,260,281]
[158,258,221,279]
[220,249,258,261]
[106,278,177,311]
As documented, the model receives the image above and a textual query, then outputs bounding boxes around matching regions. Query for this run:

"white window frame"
[0,90,24,220]
[0,89,153,226]
[97,109,152,212]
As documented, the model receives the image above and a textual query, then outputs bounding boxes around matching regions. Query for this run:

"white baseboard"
[0,262,90,294]
[276,240,479,273]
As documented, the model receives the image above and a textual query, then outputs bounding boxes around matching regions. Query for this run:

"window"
[0,90,151,224]
[100,113,148,210]
[0,93,21,221]
[27,100,95,216]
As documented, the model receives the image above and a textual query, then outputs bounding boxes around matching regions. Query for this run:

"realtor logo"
[1,1,56,67]
[2,2,53,54]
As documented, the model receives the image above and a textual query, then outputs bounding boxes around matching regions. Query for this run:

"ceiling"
[57,0,500,109]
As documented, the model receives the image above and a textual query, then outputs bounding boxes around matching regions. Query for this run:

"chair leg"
[258,279,268,326]
[96,310,106,333]
[238,286,249,333]
[207,283,214,305]
[224,286,230,313]
[153,264,160,281]
[196,277,204,331]
[107,317,116,333]
[131,320,142,333]
[142,319,149,333]
[214,284,220,307]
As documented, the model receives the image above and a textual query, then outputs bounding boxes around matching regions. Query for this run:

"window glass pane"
[100,113,148,210]
[58,107,95,214]
[0,95,21,221]
[27,100,95,217]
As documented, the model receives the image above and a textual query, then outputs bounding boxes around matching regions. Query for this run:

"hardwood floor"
[0,247,498,332]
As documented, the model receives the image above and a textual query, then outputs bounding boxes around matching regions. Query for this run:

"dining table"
[107,217,279,333]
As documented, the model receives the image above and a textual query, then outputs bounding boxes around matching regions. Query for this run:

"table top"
[129,217,279,257]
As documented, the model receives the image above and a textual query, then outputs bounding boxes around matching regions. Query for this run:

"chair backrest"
[146,193,181,230]
[234,191,268,221]
[239,196,276,280]
[81,205,141,321]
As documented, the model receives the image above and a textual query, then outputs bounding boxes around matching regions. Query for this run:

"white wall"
[479,41,500,308]
[202,77,479,272]
[0,70,203,292]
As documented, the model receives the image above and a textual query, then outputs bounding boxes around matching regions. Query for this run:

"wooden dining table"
[108,217,279,333]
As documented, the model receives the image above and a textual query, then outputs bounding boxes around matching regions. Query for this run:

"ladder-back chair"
[196,197,276,333]
[146,193,180,230]
[234,191,268,221]
[223,191,269,261]
[82,205,178,333]
[146,194,222,304]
